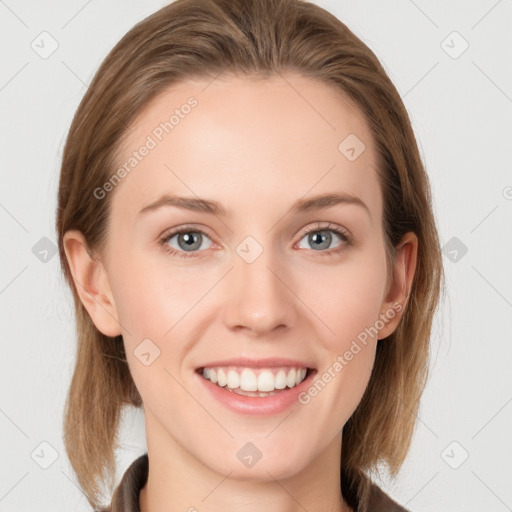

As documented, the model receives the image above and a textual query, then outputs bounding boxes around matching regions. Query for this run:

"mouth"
[195,365,316,397]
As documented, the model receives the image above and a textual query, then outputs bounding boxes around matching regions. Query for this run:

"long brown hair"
[56,0,444,509]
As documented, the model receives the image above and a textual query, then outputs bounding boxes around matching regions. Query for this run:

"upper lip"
[197,357,315,370]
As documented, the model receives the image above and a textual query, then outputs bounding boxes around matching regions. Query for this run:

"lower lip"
[195,369,316,416]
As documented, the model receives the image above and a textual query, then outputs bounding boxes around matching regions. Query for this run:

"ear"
[63,230,122,337]
[377,231,418,340]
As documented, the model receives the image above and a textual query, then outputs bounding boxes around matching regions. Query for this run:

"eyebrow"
[138,192,370,218]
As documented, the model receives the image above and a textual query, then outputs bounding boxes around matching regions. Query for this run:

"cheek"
[108,249,196,336]
[303,252,388,351]
[106,249,208,389]
[302,262,385,425]
[107,253,190,404]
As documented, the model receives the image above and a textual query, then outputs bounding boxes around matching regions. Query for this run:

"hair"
[56,0,445,509]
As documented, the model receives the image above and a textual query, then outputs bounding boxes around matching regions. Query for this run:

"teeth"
[286,368,297,388]
[227,370,239,389]
[201,366,308,392]
[275,369,287,389]
[217,368,227,387]
[257,370,274,392]
[241,368,258,391]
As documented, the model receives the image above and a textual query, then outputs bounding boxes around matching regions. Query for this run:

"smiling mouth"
[196,366,315,397]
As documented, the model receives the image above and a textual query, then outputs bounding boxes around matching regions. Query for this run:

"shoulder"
[342,467,410,512]
[96,453,149,512]
[362,479,411,512]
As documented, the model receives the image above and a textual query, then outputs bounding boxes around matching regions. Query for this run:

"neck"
[139,412,352,512]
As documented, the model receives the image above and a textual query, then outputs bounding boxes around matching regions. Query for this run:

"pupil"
[311,231,330,250]
[180,232,200,250]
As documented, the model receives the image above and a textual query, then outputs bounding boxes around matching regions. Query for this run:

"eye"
[159,225,213,259]
[295,222,352,256]
[158,222,352,259]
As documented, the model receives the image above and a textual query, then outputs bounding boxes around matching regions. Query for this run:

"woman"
[56,0,444,510]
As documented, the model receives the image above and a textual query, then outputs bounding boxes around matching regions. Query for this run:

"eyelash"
[158,222,352,259]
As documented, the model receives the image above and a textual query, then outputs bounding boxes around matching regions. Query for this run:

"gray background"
[1,0,511,510]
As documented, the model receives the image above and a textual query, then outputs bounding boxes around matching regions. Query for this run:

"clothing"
[98,453,410,512]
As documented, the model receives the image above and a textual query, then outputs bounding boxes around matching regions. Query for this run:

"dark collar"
[99,453,410,512]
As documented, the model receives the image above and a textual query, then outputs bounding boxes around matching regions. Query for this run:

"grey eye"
[165,231,212,252]
[297,230,344,251]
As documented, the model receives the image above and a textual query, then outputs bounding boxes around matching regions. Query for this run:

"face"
[78,72,411,481]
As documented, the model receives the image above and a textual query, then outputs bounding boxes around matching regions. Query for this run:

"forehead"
[110,72,381,223]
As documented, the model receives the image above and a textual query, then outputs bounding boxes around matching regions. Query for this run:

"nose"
[222,241,298,337]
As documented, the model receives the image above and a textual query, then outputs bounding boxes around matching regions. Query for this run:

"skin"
[64,72,417,512]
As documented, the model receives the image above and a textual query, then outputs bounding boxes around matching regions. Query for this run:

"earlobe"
[63,230,122,337]
[377,231,418,340]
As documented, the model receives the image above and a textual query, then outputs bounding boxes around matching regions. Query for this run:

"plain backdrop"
[1,1,511,511]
